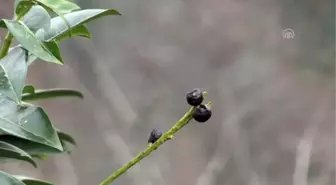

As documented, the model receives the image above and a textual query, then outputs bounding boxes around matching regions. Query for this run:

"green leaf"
[0,135,62,156]
[0,171,25,185]
[58,131,76,146]
[34,0,80,15]
[14,176,53,185]
[58,133,75,154]
[0,131,74,156]
[0,47,27,104]
[0,21,5,28]
[55,24,91,42]
[14,1,34,19]
[0,99,63,151]
[0,141,36,167]
[22,5,51,33]
[22,85,35,94]
[0,19,63,64]
[15,0,80,16]
[15,0,80,39]
[54,129,76,153]
[30,154,48,160]
[35,9,121,41]
[22,88,84,101]
[21,8,120,65]
[42,41,63,63]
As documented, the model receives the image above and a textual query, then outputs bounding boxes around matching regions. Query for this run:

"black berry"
[192,104,212,122]
[148,128,162,144]
[186,88,204,106]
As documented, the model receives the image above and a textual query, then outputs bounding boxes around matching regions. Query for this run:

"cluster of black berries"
[148,88,212,144]
[186,88,212,122]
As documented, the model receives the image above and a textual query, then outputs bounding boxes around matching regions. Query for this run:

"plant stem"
[0,9,27,59]
[99,106,197,185]
[0,32,13,59]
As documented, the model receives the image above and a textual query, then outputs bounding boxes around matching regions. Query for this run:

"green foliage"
[14,176,53,185]
[35,9,120,41]
[0,47,27,104]
[0,171,26,185]
[0,141,36,167]
[0,0,120,184]
[21,5,51,33]
[1,20,63,64]
[22,88,84,101]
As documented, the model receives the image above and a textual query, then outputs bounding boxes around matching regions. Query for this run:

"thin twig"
[99,102,210,185]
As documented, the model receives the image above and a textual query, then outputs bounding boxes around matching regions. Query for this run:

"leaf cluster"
[0,1,120,184]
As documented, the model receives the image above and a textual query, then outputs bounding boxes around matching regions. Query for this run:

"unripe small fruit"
[193,104,212,122]
[186,88,204,106]
[148,128,163,144]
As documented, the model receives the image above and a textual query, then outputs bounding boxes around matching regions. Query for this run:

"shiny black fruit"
[192,104,212,122]
[148,128,163,144]
[186,88,203,106]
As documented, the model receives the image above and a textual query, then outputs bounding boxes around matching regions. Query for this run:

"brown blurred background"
[0,0,335,185]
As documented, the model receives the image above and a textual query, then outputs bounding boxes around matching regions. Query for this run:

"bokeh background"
[1,0,335,185]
